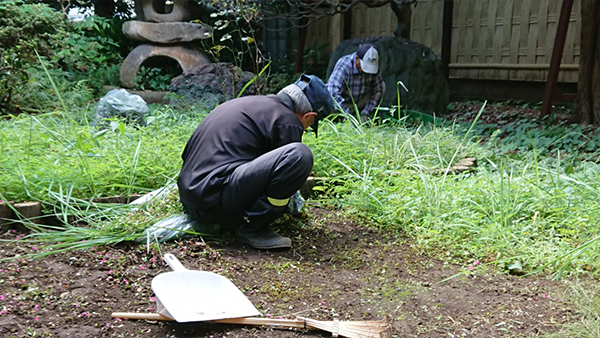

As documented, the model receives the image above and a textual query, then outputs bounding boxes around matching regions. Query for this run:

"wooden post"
[441,0,454,80]
[330,12,343,56]
[343,0,352,40]
[295,17,309,74]
[541,0,575,117]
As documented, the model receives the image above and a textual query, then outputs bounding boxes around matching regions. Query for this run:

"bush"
[0,0,61,112]
[0,0,125,113]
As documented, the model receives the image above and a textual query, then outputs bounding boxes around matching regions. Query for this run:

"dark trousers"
[186,142,313,229]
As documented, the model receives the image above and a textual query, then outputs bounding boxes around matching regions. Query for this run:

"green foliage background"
[0,0,127,114]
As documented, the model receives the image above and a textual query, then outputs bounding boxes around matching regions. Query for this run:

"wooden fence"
[305,0,581,83]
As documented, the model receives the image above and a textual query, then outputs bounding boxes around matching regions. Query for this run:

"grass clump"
[543,282,600,338]
[304,111,600,278]
[0,184,186,261]
[0,105,202,202]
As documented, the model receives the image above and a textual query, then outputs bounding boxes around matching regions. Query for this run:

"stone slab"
[122,21,211,43]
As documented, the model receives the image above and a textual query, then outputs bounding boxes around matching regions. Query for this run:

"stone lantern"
[120,0,212,89]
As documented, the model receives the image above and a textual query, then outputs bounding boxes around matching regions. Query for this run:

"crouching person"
[177,74,333,249]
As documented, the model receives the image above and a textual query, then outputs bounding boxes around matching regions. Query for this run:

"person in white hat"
[326,43,384,122]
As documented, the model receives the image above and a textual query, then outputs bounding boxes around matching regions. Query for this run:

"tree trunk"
[390,2,411,39]
[574,0,600,125]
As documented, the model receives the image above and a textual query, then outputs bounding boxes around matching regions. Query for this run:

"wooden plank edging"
[0,195,142,232]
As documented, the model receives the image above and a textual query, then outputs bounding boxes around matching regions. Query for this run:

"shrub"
[0,0,125,113]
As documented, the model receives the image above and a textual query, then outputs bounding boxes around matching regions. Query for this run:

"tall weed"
[306,115,600,277]
[0,106,198,202]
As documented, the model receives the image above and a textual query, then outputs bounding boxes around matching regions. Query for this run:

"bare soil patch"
[0,204,572,338]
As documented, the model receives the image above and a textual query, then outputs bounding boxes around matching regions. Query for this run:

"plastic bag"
[131,184,220,243]
[130,184,175,206]
[138,213,220,243]
[93,89,149,128]
[134,186,305,244]
[287,190,305,215]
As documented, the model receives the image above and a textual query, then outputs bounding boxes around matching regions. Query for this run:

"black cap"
[294,74,333,137]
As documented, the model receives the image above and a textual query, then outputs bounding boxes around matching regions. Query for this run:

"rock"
[169,62,257,108]
[454,157,477,168]
[300,176,316,198]
[93,89,149,128]
[122,21,212,44]
[326,36,450,114]
[120,44,210,89]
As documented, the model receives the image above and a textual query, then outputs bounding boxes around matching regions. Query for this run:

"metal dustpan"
[151,253,260,323]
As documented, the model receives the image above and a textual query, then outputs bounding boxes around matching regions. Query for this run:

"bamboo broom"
[299,316,393,338]
[111,312,393,338]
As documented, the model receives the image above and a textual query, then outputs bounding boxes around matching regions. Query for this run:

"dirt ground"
[0,204,573,338]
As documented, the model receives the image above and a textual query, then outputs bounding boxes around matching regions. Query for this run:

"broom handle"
[216,317,312,328]
[111,312,316,329]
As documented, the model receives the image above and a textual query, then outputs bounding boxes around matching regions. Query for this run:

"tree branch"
[259,0,416,37]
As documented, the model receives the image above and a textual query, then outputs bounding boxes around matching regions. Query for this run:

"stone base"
[120,43,210,89]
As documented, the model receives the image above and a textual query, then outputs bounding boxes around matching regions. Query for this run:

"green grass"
[0,105,200,202]
[543,282,600,338]
[2,100,600,280]
[305,112,600,278]
[0,185,189,262]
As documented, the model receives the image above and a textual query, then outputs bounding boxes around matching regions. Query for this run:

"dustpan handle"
[112,312,174,321]
[163,253,187,271]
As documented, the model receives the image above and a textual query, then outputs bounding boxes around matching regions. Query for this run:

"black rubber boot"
[236,223,291,249]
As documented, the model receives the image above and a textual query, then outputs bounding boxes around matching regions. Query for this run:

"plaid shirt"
[326,52,384,116]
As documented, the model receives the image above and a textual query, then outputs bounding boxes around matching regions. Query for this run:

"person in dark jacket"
[177,74,333,250]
